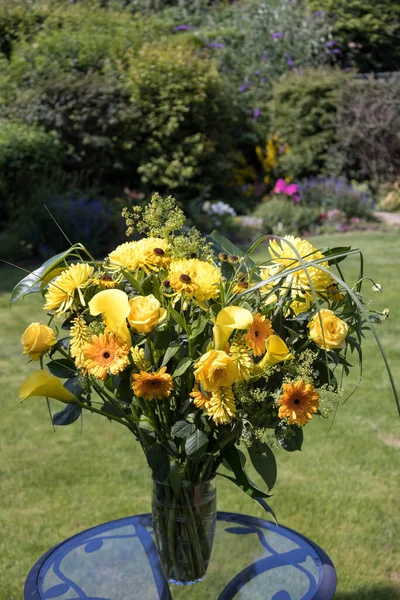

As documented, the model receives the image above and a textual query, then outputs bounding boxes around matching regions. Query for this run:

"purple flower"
[238,82,250,93]
[312,10,325,17]
[262,53,268,61]
[279,143,286,154]
[324,40,338,48]
[271,32,283,39]
[285,53,294,67]
[175,25,193,31]
[260,77,267,84]
[207,42,225,49]
[330,48,342,54]
[253,70,260,76]
[253,108,260,119]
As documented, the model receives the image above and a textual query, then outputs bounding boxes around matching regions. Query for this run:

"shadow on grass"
[335,586,400,600]
[0,265,38,294]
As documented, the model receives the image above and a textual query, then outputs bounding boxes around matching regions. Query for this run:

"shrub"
[13,71,139,185]
[0,120,61,226]
[336,78,400,185]
[298,177,375,220]
[254,198,321,236]
[269,68,348,179]
[0,0,55,58]
[308,0,400,73]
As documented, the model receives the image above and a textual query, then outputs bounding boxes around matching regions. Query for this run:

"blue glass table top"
[24,512,336,600]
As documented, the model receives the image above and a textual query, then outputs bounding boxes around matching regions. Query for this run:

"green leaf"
[47,359,76,379]
[185,429,209,461]
[248,441,277,492]
[222,448,246,470]
[64,376,86,398]
[161,342,180,367]
[168,461,183,495]
[147,443,170,481]
[10,246,81,304]
[323,246,352,266]
[190,315,209,339]
[209,230,256,269]
[221,445,271,499]
[52,404,82,426]
[169,306,186,330]
[173,357,192,377]
[121,270,144,294]
[172,420,196,439]
[276,424,304,452]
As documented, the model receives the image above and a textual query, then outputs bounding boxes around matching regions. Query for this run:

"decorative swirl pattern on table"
[24,512,336,600]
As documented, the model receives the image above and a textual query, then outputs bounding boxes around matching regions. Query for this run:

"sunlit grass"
[1,231,399,599]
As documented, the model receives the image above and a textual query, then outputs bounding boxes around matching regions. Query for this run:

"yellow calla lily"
[19,370,78,404]
[257,335,294,370]
[89,289,131,346]
[213,306,253,350]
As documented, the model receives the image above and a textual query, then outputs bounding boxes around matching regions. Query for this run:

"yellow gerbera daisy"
[269,236,333,292]
[44,263,94,314]
[168,258,220,307]
[206,386,236,426]
[277,379,320,426]
[243,313,274,356]
[132,367,173,400]
[83,333,130,381]
[190,385,210,409]
[70,315,91,369]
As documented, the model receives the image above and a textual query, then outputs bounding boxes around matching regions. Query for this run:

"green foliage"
[298,177,375,220]
[308,0,400,73]
[120,38,236,196]
[254,198,321,236]
[0,0,55,58]
[269,68,347,179]
[0,120,61,225]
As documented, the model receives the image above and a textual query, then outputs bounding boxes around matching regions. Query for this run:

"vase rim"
[152,474,216,488]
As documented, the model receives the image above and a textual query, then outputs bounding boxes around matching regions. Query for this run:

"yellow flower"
[243,313,274,357]
[290,291,314,316]
[131,346,151,371]
[206,386,236,426]
[44,263,94,314]
[190,385,210,409]
[256,335,294,371]
[232,280,251,295]
[89,289,131,346]
[269,236,333,292]
[213,306,253,351]
[308,309,348,350]
[21,322,56,360]
[91,273,123,288]
[168,258,221,307]
[229,336,253,382]
[278,380,320,426]
[19,370,78,404]
[70,315,91,369]
[83,333,130,380]
[132,367,173,400]
[128,294,166,334]
[108,238,170,273]
[259,264,281,304]
[194,350,238,392]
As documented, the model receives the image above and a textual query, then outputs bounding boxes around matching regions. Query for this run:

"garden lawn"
[1,231,399,600]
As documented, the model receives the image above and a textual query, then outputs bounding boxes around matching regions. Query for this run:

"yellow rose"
[308,309,348,350]
[194,350,238,392]
[128,294,166,334]
[21,323,57,360]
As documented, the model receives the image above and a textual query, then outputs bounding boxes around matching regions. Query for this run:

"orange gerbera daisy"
[83,333,130,380]
[243,313,274,356]
[132,367,173,401]
[190,385,210,409]
[278,380,320,426]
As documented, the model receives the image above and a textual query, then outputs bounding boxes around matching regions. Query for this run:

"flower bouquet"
[13,194,397,585]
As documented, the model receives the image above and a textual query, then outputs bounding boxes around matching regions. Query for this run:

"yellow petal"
[19,371,78,404]
[213,306,253,350]
[258,335,294,369]
[89,289,131,346]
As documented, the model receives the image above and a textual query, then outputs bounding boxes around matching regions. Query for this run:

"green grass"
[1,231,400,599]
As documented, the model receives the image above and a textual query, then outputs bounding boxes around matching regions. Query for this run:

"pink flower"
[273,179,298,197]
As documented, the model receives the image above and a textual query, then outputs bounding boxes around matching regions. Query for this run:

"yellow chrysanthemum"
[168,258,220,307]
[277,379,320,426]
[190,385,210,409]
[83,333,130,380]
[44,263,94,314]
[206,386,236,426]
[259,264,280,304]
[243,313,274,357]
[70,315,91,369]
[108,238,170,273]
[131,346,151,371]
[269,236,333,292]
[132,367,173,401]
[229,336,253,382]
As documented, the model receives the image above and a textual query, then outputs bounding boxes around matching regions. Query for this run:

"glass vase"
[152,477,217,585]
